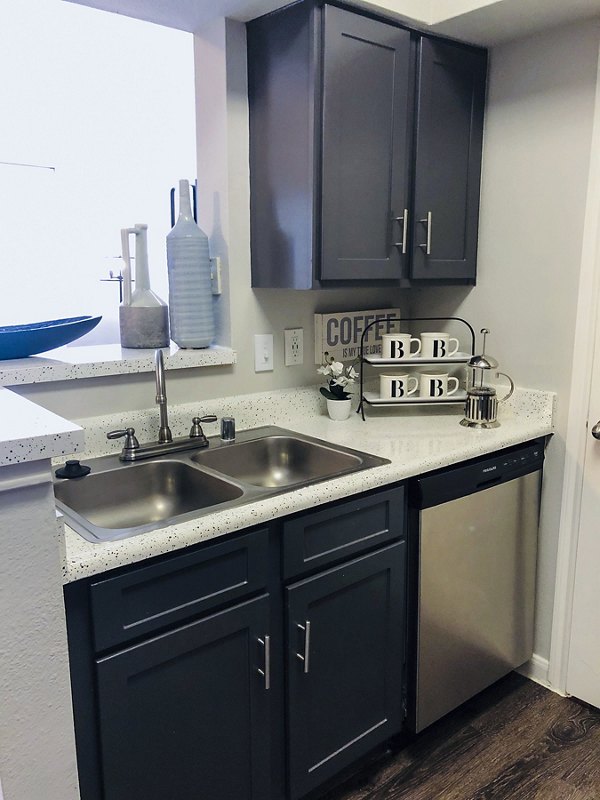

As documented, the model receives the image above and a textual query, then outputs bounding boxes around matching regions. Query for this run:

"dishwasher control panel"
[499,445,543,470]
[412,439,545,509]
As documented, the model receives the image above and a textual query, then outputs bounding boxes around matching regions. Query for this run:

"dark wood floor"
[320,673,600,800]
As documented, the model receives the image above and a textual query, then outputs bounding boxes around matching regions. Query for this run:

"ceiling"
[64,0,600,45]
[429,0,600,45]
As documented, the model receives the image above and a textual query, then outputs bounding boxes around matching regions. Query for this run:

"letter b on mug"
[380,373,418,399]
[429,378,444,398]
[420,332,460,359]
[381,333,421,359]
[419,371,460,398]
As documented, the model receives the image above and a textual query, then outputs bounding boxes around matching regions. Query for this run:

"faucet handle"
[107,427,140,452]
[189,416,217,440]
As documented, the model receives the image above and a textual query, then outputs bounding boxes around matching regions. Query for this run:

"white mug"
[381,333,421,359]
[420,332,460,359]
[380,373,419,400]
[419,371,460,398]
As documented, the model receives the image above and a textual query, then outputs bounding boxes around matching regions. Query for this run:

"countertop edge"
[0,343,236,387]
[0,387,84,465]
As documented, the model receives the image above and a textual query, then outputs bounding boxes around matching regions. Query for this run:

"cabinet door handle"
[392,209,409,254]
[295,621,311,674]
[418,211,432,255]
[257,635,271,690]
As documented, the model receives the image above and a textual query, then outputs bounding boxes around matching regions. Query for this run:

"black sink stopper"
[55,459,91,479]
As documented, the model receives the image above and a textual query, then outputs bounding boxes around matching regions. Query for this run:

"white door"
[567,317,600,708]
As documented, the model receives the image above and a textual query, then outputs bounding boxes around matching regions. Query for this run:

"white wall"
[411,19,600,660]
[0,463,79,800]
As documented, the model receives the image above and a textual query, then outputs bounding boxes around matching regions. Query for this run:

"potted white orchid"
[318,354,358,420]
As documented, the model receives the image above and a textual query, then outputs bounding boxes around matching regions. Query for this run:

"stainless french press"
[460,329,514,428]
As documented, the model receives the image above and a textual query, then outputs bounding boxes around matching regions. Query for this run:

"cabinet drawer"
[282,486,405,579]
[90,528,269,651]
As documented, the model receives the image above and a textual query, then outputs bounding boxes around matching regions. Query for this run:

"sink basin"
[55,426,389,543]
[55,460,243,541]
[192,434,363,488]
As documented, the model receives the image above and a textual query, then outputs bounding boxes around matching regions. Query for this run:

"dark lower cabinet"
[65,486,407,800]
[286,543,406,799]
[96,594,271,800]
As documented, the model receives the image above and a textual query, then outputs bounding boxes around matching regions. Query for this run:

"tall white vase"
[166,179,215,348]
[119,223,170,349]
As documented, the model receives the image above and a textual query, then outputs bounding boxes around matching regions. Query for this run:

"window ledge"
[0,343,236,387]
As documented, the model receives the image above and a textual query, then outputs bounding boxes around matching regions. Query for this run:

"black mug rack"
[357,316,476,420]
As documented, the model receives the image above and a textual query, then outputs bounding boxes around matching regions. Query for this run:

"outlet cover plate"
[284,328,304,366]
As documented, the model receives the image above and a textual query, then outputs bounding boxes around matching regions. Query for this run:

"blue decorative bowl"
[0,316,102,360]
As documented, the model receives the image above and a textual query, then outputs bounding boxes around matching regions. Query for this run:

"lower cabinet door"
[286,542,406,799]
[96,594,271,800]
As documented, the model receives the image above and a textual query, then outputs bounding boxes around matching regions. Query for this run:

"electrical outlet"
[254,333,274,372]
[284,328,304,366]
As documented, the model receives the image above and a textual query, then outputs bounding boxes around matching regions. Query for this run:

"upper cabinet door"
[320,7,413,280]
[411,37,487,282]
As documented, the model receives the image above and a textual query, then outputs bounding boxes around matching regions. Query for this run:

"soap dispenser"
[119,223,170,349]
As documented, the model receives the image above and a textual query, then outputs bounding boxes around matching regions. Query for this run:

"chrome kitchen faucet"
[107,349,217,461]
[155,349,172,443]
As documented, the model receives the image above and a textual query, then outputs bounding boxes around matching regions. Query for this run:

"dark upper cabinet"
[411,37,487,283]
[247,2,413,288]
[96,594,271,800]
[286,542,406,799]
[247,2,487,289]
[320,7,412,280]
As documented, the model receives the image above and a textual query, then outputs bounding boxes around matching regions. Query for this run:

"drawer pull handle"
[257,635,271,690]
[296,621,311,674]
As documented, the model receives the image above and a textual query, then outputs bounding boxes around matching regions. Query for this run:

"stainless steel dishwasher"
[408,439,545,733]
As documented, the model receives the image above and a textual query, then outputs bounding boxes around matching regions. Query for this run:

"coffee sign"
[314,308,401,363]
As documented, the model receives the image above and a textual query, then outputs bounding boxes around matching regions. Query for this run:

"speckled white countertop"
[59,385,555,584]
[0,387,84,465]
[0,342,235,386]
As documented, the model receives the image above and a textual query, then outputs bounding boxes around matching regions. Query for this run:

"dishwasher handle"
[475,475,502,490]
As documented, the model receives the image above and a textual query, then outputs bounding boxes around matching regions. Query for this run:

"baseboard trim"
[517,654,569,696]
[516,654,554,690]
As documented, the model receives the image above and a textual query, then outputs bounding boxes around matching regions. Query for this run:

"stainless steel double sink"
[54,426,390,543]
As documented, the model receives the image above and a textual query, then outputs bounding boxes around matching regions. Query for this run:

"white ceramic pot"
[326,398,352,421]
